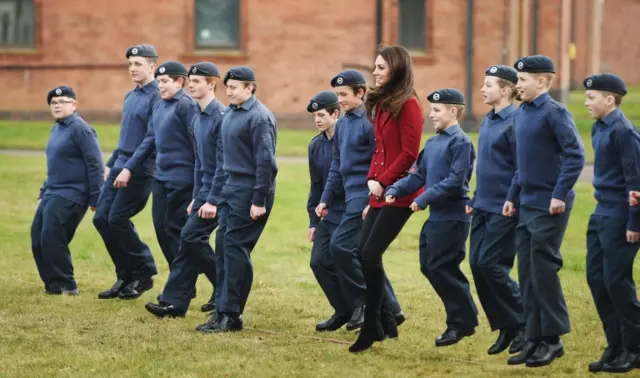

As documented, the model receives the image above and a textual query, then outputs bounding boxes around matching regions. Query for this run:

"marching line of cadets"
[32,43,640,372]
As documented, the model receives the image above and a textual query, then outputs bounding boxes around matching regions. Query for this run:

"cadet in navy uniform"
[466,65,525,355]
[93,44,161,300]
[584,74,640,373]
[315,69,403,332]
[32,86,104,295]
[306,91,347,331]
[386,89,478,347]
[145,62,225,318]
[504,55,585,367]
[196,66,277,333]
[118,61,201,296]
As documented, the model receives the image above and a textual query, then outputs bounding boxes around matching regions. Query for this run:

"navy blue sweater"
[592,108,640,231]
[193,98,226,202]
[125,89,199,183]
[386,125,474,221]
[106,80,161,176]
[217,95,277,206]
[308,132,345,227]
[40,113,104,208]
[507,93,585,209]
[469,104,518,214]
[320,105,374,205]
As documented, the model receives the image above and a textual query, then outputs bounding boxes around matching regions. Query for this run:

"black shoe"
[196,311,224,332]
[145,302,186,318]
[602,350,640,373]
[508,328,526,354]
[589,347,616,373]
[346,306,365,331]
[348,320,386,353]
[488,328,517,355]
[507,341,538,365]
[199,314,243,333]
[435,327,475,347]
[200,294,216,313]
[118,278,154,300]
[316,313,350,332]
[98,279,128,299]
[394,311,406,327]
[525,341,564,368]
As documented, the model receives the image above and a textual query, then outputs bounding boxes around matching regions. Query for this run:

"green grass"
[0,154,630,377]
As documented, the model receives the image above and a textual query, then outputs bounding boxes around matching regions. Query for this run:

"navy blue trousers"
[93,168,157,281]
[469,211,524,330]
[215,185,274,314]
[152,180,193,268]
[517,205,571,340]
[587,214,640,350]
[31,195,87,292]
[420,219,478,330]
[310,220,349,315]
[160,196,218,311]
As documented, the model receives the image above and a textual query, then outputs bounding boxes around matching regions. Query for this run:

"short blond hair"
[445,104,465,119]
[601,90,624,106]
[532,72,555,89]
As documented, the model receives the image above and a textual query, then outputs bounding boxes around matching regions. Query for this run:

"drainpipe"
[376,0,383,48]
[464,0,476,131]
[531,0,539,54]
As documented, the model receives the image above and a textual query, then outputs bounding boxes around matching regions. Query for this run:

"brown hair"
[365,44,421,122]
[497,78,521,102]
[445,104,465,120]
[347,84,367,100]
[169,75,186,88]
[243,81,257,95]
[145,57,159,65]
[601,90,623,106]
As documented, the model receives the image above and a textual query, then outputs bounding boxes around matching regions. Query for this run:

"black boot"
[349,264,386,353]
[380,299,398,339]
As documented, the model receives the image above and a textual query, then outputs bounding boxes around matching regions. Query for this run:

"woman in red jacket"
[349,45,424,353]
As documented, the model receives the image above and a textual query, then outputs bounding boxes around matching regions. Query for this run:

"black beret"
[223,66,256,85]
[155,60,188,78]
[125,44,158,59]
[188,62,220,78]
[427,88,465,105]
[584,73,627,96]
[485,64,518,84]
[307,90,339,113]
[514,55,555,73]
[330,69,366,87]
[47,85,76,105]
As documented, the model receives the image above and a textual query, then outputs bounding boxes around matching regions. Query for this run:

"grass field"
[0,154,633,377]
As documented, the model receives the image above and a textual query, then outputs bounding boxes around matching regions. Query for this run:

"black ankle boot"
[380,304,398,339]
[349,320,386,353]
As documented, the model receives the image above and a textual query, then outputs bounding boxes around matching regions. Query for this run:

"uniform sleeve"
[376,99,423,187]
[386,148,426,202]
[74,126,105,208]
[250,117,277,207]
[504,123,520,204]
[550,108,586,201]
[205,114,224,205]
[320,123,344,206]
[105,150,118,168]
[193,154,203,199]
[307,143,322,228]
[208,120,226,206]
[38,180,47,200]
[415,138,472,208]
[125,103,157,172]
[615,126,640,232]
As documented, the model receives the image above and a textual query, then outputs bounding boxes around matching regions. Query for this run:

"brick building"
[0,0,636,128]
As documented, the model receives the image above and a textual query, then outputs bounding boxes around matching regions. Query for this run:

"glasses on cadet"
[50,100,75,106]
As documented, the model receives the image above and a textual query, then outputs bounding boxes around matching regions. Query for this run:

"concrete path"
[0,149,594,183]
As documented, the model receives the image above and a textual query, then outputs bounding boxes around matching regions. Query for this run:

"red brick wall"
[599,0,640,83]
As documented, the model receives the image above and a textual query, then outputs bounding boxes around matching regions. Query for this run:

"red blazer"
[368,97,424,208]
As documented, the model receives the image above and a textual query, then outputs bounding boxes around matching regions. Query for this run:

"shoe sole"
[525,349,564,368]
[346,323,363,332]
[435,332,474,348]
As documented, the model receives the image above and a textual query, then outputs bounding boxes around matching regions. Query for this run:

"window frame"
[193,0,241,51]
[0,0,37,49]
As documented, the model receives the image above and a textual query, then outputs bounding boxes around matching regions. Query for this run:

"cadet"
[503,55,585,367]
[196,66,277,333]
[385,88,478,347]
[116,61,202,295]
[466,65,525,355]
[93,44,160,300]
[145,62,225,318]
[32,86,104,295]
[306,90,347,331]
[315,69,403,332]
[584,73,640,373]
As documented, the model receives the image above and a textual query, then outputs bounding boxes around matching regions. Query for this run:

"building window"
[195,0,240,49]
[0,0,34,47]
[398,0,426,51]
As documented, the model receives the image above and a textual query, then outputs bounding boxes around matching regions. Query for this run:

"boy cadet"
[503,55,585,367]
[32,86,104,295]
[315,69,404,331]
[93,44,160,300]
[467,65,525,355]
[584,73,640,373]
[145,62,225,318]
[196,66,277,333]
[306,90,348,331]
[116,61,210,297]
[386,88,478,347]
